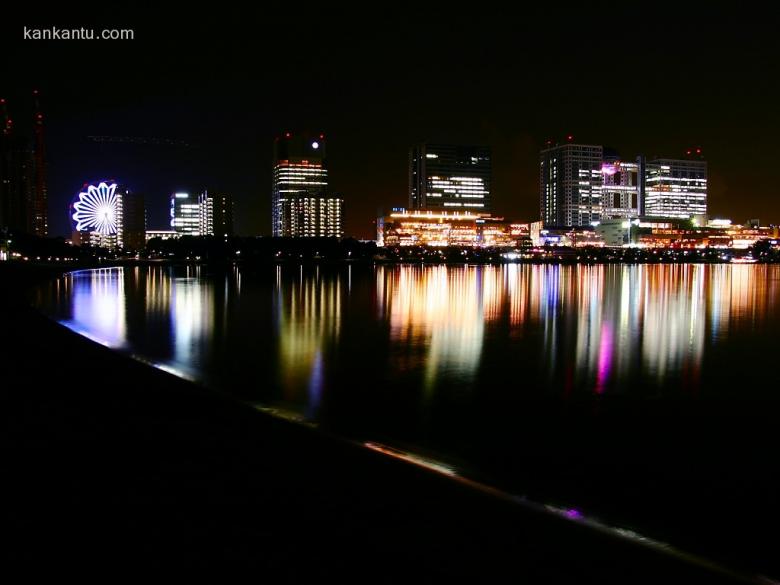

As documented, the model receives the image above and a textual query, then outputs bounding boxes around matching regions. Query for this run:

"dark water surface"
[36,264,780,579]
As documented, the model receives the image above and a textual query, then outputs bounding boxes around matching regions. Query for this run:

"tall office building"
[199,190,234,237]
[272,132,343,237]
[170,192,201,236]
[540,141,603,227]
[409,143,491,212]
[120,188,146,251]
[644,156,707,219]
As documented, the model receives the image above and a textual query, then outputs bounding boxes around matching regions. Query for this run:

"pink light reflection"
[595,324,613,394]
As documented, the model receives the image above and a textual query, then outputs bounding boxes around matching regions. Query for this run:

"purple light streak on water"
[595,324,613,394]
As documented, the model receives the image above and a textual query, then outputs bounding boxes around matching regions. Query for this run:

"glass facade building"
[540,142,708,226]
[409,144,491,212]
[540,143,603,227]
[644,158,707,219]
[170,192,201,236]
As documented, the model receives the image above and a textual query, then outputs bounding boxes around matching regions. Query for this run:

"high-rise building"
[272,132,343,237]
[409,143,491,212]
[170,192,201,236]
[0,93,48,237]
[0,98,32,234]
[540,141,603,227]
[120,189,146,251]
[199,190,234,237]
[644,156,707,219]
[29,90,48,237]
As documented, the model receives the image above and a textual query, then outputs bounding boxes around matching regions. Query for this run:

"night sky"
[3,6,779,239]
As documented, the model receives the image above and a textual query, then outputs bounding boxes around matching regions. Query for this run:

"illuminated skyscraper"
[409,143,491,212]
[540,140,603,227]
[644,156,707,219]
[272,133,343,237]
[170,192,201,236]
[199,190,234,237]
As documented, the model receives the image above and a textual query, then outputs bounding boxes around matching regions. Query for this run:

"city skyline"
[5,8,780,583]
[3,7,779,239]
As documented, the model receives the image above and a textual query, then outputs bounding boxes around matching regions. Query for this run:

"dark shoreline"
[0,262,763,583]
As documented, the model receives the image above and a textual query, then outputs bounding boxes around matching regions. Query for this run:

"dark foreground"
[0,263,765,583]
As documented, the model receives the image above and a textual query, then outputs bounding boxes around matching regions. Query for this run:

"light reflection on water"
[49,263,780,403]
[41,263,780,579]
[274,265,342,416]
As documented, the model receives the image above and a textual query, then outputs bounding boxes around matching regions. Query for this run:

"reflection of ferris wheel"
[72,182,119,235]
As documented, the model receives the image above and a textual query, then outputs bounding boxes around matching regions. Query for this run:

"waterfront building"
[540,140,603,228]
[0,93,48,237]
[539,140,708,226]
[199,190,234,237]
[272,132,343,237]
[595,219,641,247]
[170,192,201,236]
[119,188,145,251]
[278,195,344,238]
[601,156,641,219]
[644,157,707,219]
[409,143,491,212]
[530,222,605,247]
[377,209,520,247]
[145,230,181,242]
